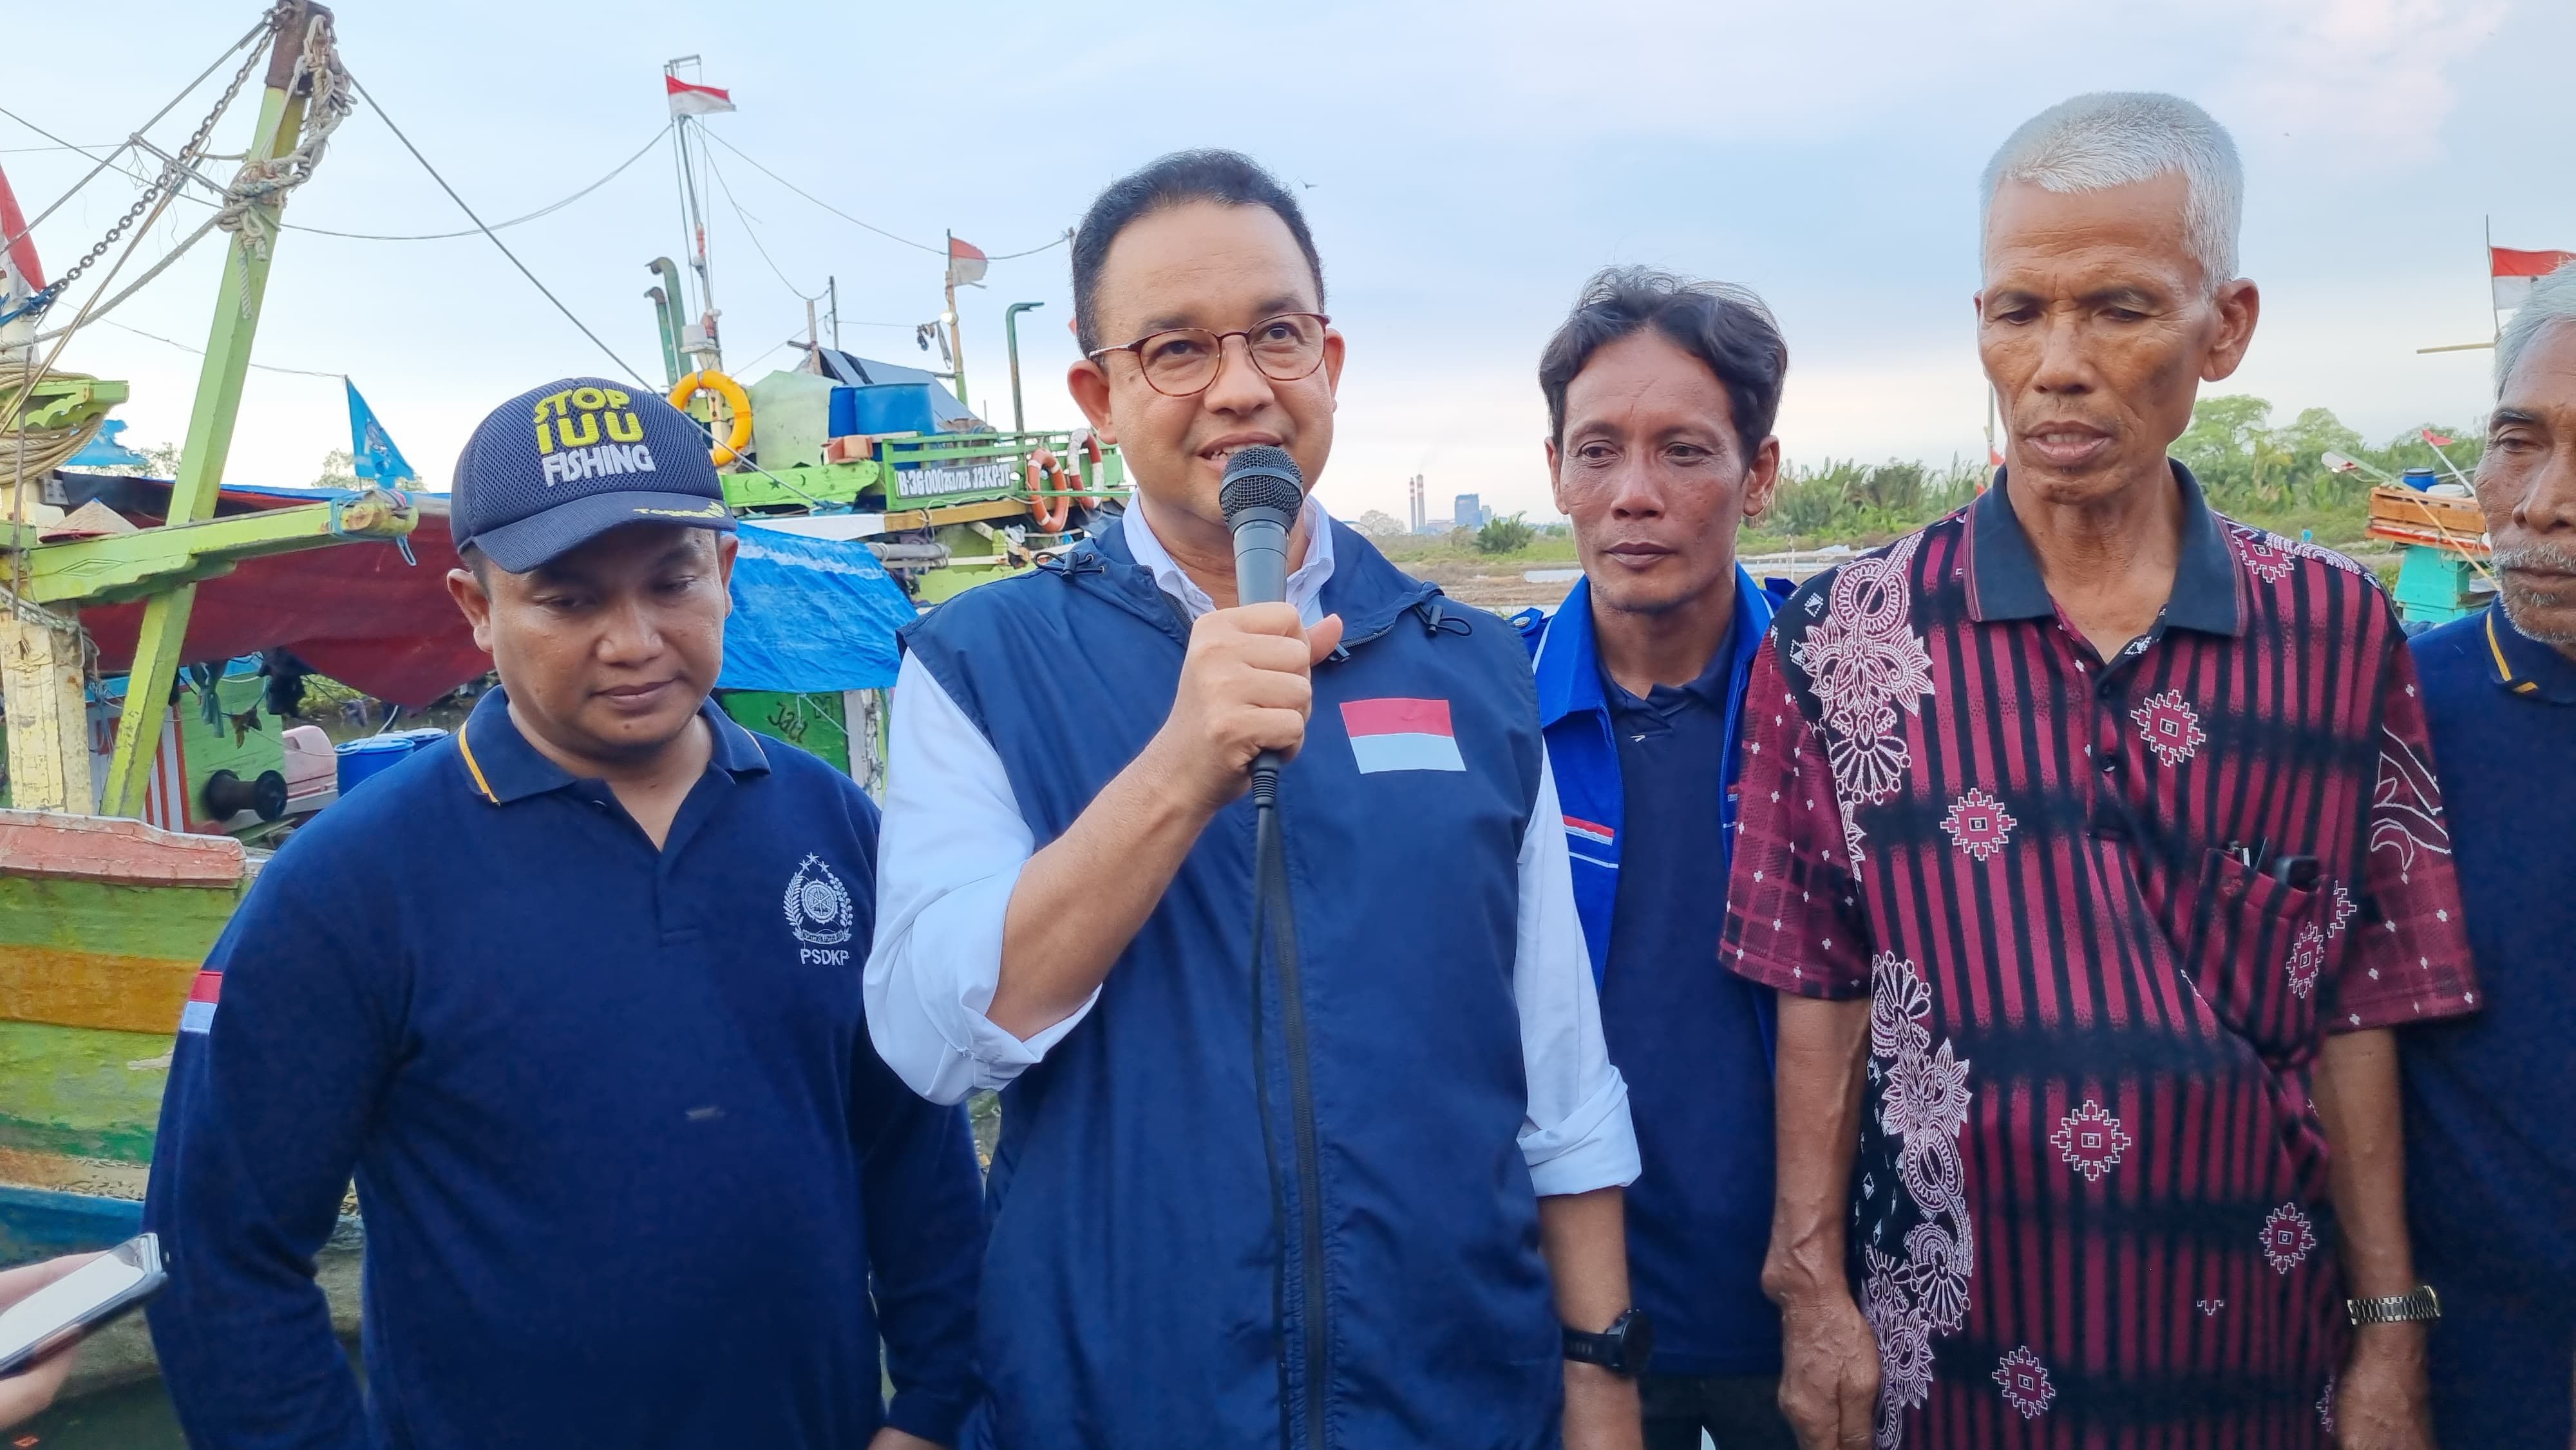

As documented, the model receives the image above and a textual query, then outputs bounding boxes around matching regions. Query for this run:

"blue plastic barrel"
[336,736,419,797]
[829,383,942,439]
[2402,467,2439,491]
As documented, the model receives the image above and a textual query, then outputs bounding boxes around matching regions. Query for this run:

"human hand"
[1560,1361,1643,1450]
[865,1428,946,1450]
[0,1253,102,1429]
[2334,1323,2435,1450]
[1776,1292,1880,1450]
[1148,603,1345,813]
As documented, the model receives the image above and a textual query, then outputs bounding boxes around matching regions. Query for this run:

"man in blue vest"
[1515,270,1795,1450]
[867,150,1646,1449]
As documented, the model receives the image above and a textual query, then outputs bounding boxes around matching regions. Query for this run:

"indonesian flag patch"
[1340,697,1466,774]
[179,968,222,1035]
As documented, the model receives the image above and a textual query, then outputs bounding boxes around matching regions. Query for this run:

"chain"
[21,4,283,316]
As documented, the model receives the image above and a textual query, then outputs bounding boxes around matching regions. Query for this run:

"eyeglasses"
[1086,312,1331,397]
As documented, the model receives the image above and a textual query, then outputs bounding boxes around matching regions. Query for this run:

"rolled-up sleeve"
[866,652,1100,1105]
[1514,748,1640,1196]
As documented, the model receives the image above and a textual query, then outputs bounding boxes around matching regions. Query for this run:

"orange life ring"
[1025,447,1072,532]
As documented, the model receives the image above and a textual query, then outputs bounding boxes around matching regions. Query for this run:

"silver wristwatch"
[2347,1285,2441,1326]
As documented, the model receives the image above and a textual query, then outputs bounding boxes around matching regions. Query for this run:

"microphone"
[1218,446,1305,804]
[1220,445,1303,608]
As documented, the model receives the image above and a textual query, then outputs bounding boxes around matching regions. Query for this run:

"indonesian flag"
[947,236,989,288]
[666,75,736,118]
[2492,246,2575,310]
[180,968,222,1035]
[1340,697,1465,774]
[2421,428,2455,447]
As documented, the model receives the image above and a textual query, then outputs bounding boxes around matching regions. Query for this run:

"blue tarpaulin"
[717,523,917,693]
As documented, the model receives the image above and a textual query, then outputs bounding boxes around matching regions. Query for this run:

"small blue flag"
[346,379,418,487]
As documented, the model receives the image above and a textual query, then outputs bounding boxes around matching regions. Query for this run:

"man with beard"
[2401,260,2576,1447]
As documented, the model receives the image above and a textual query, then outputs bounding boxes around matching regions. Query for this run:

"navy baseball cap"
[451,376,735,572]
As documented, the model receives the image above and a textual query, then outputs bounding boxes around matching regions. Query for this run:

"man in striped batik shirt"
[1727,93,2476,1450]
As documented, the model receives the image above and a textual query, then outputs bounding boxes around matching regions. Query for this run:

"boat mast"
[665,55,721,377]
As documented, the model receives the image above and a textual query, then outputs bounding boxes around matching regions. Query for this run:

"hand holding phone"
[0,1234,166,1399]
[0,1254,96,1429]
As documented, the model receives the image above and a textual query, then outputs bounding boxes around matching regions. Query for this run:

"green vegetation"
[1475,512,1537,554]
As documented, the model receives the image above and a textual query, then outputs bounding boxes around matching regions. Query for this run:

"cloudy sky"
[6,0,2567,523]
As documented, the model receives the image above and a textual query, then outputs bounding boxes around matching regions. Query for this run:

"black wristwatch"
[1563,1308,1653,1378]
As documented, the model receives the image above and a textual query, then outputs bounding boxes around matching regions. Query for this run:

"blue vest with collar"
[902,518,1561,1450]
[1515,568,1787,992]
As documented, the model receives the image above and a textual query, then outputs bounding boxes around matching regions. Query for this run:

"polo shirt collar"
[456,685,770,805]
[1535,563,1770,728]
[1965,459,2242,637]
[2483,605,2576,704]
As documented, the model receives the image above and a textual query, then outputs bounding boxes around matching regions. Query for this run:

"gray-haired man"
[1731,93,2471,1450]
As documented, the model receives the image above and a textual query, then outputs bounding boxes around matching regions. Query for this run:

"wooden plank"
[0,614,91,812]
[0,808,245,887]
[0,1020,174,1167]
[0,943,200,1035]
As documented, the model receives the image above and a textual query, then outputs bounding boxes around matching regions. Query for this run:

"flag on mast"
[2492,246,2576,311]
[346,381,419,487]
[947,236,989,288]
[666,75,736,117]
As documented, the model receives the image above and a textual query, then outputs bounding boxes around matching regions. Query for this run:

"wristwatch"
[2347,1285,2441,1326]
[1563,1308,1653,1378]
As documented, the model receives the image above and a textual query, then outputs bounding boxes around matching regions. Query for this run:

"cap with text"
[452,376,735,572]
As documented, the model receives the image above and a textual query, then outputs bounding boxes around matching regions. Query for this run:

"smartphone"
[0,1234,166,1378]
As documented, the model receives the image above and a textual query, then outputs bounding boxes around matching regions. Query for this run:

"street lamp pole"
[1004,301,1045,434]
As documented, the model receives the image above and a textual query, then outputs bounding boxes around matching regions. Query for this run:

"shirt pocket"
[2177,849,2331,1064]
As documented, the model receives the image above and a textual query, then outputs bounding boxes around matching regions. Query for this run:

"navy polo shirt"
[1597,621,1782,1379]
[2403,608,2576,1287]
[146,688,982,1450]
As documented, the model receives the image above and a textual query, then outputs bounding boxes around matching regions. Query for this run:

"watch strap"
[2347,1284,2441,1326]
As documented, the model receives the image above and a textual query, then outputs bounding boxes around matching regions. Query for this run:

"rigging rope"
[346,73,649,386]
[103,318,344,379]
[0,5,272,261]
[703,147,819,303]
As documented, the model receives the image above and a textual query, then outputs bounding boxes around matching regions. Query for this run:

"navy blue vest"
[903,518,1561,1449]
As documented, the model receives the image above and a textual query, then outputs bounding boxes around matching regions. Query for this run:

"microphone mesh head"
[1219,446,1304,523]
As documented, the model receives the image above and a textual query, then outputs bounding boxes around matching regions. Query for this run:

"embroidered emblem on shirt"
[1792,536,1933,807]
[1859,948,1974,1448]
[2328,882,2358,936]
[2129,690,2207,767]
[2050,1100,2130,1182]
[2196,1298,2225,1316]
[2259,1203,2318,1274]
[783,854,855,947]
[2369,727,2452,882]
[2237,531,2295,583]
[1940,788,2016,862]
[1993,1346,2056,1420]
[2287,923,2328,999]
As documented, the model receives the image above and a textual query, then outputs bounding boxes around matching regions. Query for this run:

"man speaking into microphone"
[868,150,1645,1449]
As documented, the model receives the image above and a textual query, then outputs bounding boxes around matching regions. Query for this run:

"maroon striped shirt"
[1724,464,2477,1448]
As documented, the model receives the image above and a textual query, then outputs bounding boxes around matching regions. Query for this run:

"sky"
[6,0,2570,525]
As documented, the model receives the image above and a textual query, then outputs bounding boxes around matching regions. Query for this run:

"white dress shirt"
[866,497,1638,1197]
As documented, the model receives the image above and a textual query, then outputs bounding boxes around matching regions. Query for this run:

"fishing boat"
[0,3,456,1393]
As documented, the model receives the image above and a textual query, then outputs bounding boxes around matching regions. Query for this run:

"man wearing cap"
[144,379,983,1449]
